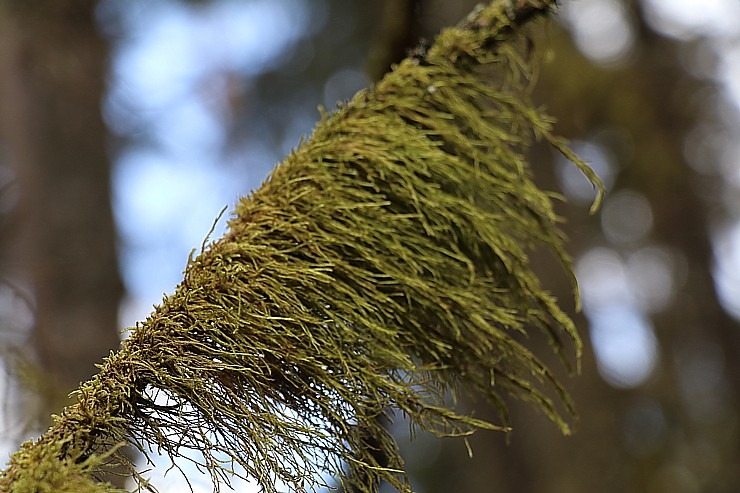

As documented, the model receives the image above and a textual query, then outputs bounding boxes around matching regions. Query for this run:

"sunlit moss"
[0,1,602,492]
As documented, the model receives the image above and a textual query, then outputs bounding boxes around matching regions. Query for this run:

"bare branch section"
[0,1,602,492]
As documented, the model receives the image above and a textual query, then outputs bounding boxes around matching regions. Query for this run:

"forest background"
[1,0,740,492]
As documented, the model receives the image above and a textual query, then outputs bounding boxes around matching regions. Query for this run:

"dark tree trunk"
[0,0,123,425]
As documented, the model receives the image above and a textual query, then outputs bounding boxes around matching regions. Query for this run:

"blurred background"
[1,0,739,492]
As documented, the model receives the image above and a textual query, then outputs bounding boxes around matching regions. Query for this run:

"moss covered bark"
[0,1,602,492]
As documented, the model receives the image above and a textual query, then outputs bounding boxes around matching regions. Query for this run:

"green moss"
[1,1,602,492]
[1,438,125,493]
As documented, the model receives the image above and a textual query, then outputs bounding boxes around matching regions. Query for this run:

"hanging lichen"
[0,1,603,493]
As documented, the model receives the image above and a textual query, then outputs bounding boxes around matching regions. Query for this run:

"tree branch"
[0,2,600,492]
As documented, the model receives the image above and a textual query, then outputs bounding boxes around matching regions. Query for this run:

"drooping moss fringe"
[0,1,603,492]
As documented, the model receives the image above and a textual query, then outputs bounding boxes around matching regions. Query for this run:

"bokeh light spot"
[560,0,636,66]
[588,305,659,388]
[601,189,653,245]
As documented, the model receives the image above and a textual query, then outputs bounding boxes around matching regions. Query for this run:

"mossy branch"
[1,1,603,492]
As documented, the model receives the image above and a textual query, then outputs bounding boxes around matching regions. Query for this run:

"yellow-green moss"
[1,1,602,492]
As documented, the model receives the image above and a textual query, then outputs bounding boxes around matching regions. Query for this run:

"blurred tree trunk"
[0,1,123,427]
